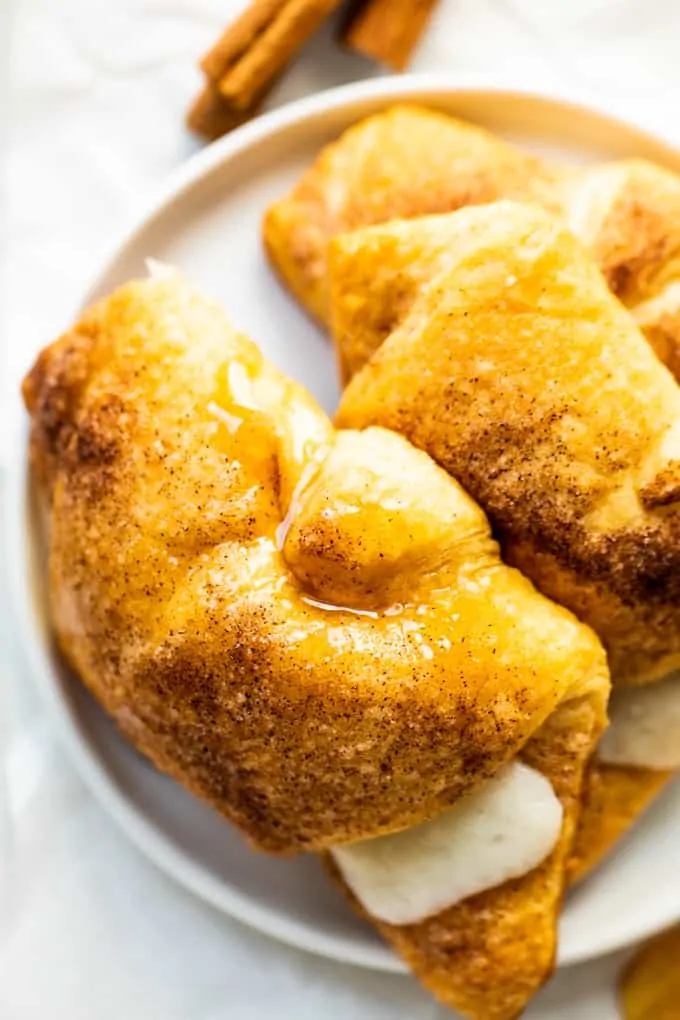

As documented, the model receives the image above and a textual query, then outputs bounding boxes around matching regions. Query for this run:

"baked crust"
[23,274,608,858]
[568,763,673,883]
[327,694,601,1020]
[264,104,680,381]
[263,104,558,325]
[334,203,680,687]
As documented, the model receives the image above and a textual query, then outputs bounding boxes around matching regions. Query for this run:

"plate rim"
[7,72,680,973]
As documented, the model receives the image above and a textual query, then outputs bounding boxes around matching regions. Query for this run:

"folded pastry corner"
[285,422,608,1017]
[568,764,673,883]
[328,689,605,1020]
[333,201,680,685]
[25,272,609,1019]
[331,201,680,879]
[262,104,557,326]
[620,922,680,1020]
[569,672,680,880]
[265,104,680,382]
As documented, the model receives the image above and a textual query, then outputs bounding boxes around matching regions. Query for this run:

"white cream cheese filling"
[330,762,563,926]
[597,671,680,770]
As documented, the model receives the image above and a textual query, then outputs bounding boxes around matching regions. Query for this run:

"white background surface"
[5,1,680,1017]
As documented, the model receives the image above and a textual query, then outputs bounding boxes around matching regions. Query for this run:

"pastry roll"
[332,201,680,878]
[263,104,558,325]
[334,201,680,686]
[264,104,680,382]
[24,274,608,1019]
[327,692,603,1020]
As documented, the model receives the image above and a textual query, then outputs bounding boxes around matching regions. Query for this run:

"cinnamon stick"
[187,84,262,142]
[341,0,440,71]
[203,0,342,113]
[201,0,285,84]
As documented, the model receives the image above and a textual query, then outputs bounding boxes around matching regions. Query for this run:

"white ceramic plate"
[8,76,680,973]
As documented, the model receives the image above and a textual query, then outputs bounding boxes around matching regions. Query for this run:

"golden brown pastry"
[621,924,680,1020]
[568,669,679,879]
[24,273,609,1020]
[263,104,558,325]
[333,202,680,686]
[327,693,604,1020]
[263,104,680,381]
[568,764,672,883]
[332,202,680,882]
